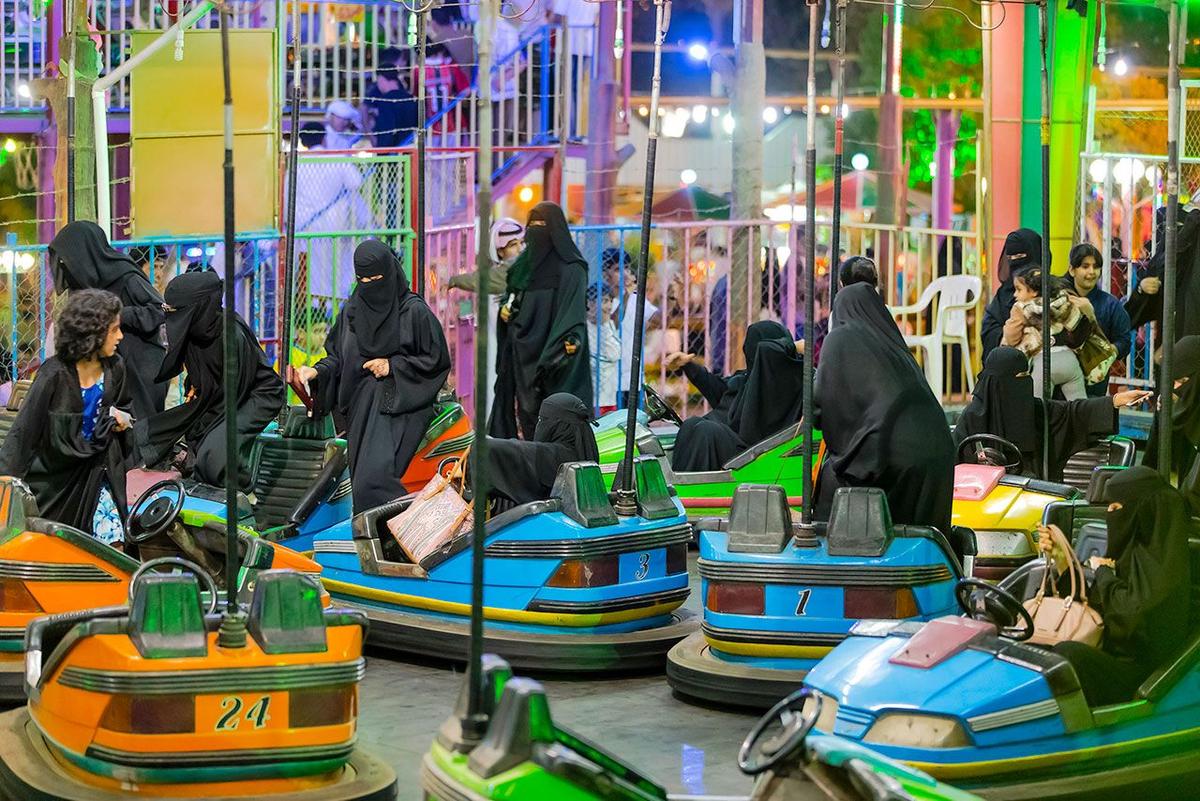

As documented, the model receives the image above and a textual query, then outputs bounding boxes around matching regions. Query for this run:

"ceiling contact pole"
[801,0,818,528]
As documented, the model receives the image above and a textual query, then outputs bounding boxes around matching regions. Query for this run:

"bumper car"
[0,476,322,702]
[162,400,472,555]
[595,389,825,520]
[0,563,396,799]
[0,378,31,441]
[800,529,1200,799]
[422,654,979,801]
[950,434,1134,580]
[667,486,975,709]
[311,456,696,672]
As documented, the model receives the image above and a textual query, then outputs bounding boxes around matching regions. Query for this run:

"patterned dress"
[81,381,124,546]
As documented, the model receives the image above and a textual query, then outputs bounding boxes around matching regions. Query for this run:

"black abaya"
[0,356,133,531]
[491,203,592,439]
[981,229,1043,359]
[144,272,285,492]
[672,321,805,472]
[313,241,451,511]
[49,222,168,426]
[814,284,954,535]
[953,346,1117,482]
[1054,467,1191,706]
[1143,335,1200,481]
[483,393,599,505]
[1126,207,1200,340]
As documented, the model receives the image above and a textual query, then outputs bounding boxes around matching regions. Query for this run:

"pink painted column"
[986,9,1024,289]
[934,110,959,232]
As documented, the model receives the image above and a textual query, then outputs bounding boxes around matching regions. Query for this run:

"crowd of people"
[0,211,1194,712]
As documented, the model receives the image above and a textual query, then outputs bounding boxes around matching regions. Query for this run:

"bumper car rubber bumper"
[0,708,397,801]
[0,659,24,704]
[666,631,806,710]
[344,602,697,672]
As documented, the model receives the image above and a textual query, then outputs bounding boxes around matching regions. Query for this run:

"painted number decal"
[635,553,650,581]
[216,695,272,731]
[795,589,812,616]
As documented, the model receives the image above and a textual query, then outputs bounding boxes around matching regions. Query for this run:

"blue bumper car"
[311,456,697,672]
[800,530,1200,799]
[667,486,974,709]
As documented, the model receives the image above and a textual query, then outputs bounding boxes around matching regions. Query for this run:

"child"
[1010,268,1090,400]
[587,284,621,414]
[0,290,134,546]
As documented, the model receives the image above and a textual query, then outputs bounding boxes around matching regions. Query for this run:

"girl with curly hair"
[0,289,135,546]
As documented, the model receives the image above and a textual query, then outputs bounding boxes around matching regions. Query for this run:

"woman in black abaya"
[297,241,450,512]
[953,346,1150,482]
[1143,335,1200,481]
[143,272,285,491]
[481,393,598,506]
[489,202,591,440]
[1053,466,1190,706]
[49,221,168,428]
[981,228,1043,359]
[814,284,954,535]
[670,320,805,472]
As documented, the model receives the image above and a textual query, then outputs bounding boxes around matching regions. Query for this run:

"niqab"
[48,221,142,291]
[982,228,1045,359]
[157,271,223,390]
[953,346,1037,456]
[347,240,410,359]
[485,393,599,505]
[524,202,587,290]
[727,321,805,445]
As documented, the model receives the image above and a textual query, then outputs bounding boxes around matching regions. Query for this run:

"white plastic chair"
[889,275,982,398]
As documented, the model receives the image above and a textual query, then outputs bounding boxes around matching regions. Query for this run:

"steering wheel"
[957,434,1024,473]
[738,687,821,776]
[641,385,683,426]
[955,578,1035,641]
[128,479,186,544]
[129,556,219,615]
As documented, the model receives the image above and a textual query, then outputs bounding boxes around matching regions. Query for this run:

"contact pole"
[415,6,427,296]
[1160,0,1180,479]
[1038,0,1051,481]
[615,0,669,509]
[219,6,240,616]
[828,0,846,311]
[282,0,301,368]
[464,0,495,738]
[66,3,77,223]
[801,0,818,526]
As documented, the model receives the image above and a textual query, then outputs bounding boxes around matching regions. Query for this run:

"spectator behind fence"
[324,100,363,150]
[364,65,418,149]
[292,122,376,303]
[605,249,661,410]
[840,255,878,290]
[1068,243,1131,397]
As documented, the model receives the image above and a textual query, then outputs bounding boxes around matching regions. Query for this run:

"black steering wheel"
[955,578,1035,641]
[128,479,186,544]
[957,434,1023,473]
[738,687,821,776]
[641,385,683,426]
[130,556,219,615]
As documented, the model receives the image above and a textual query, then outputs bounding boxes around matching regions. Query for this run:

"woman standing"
[144,271,285,491]
[490,202,591,440]
[981,228,1043,360]
[296,241,450,512]
[0,290,133,544]
[814,284,955,535]
[48,221,168,426]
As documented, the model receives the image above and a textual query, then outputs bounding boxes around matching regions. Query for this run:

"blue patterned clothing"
[81,381,124,546]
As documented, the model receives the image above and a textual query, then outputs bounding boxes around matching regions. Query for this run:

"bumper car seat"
[0,379,32,441]
[249,406,349,536]
[1061,436,1137,493]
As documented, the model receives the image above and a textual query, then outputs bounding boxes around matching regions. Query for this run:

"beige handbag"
[1023,525,1104,647]
[386,450,474,565]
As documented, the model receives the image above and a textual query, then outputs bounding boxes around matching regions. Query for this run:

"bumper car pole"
[282,0,301,372]
[828,0,846,313]
[800,0,818,530]
[464,0,495,743]
[1039,0,1051,482]
[615,0,670,515]
[1160,0,1180,478]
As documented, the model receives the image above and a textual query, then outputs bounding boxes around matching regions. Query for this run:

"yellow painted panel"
[132,134,276,237]
[130,29,278,237]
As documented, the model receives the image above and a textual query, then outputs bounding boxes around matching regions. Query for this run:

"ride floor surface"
[356,556,760,800]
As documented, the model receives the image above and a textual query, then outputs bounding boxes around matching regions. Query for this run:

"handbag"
[386,450,474,565]
[1022,525,1104,647]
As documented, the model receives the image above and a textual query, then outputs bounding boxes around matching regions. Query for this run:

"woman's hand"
[1088,555,1116,571]
[1139,276,1162,295]
[363,358,390,378]
[665,352,695,371]
[564,340,578,356]
[1112,389,1154,408]
[794,339,806,355]
[294,365,318,386]
[109,407,133,432]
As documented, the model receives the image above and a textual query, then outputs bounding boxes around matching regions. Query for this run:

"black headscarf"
[523,202,587,291]
[998,228,1043,284]
[157,271,223,387]
[485,393,599,505]
[828,282,907,351]
[1096,465,1191,665]
[953,346,1037,455]
[347,240,410,359]
[48,221,142,291]
[728,320,804,444]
